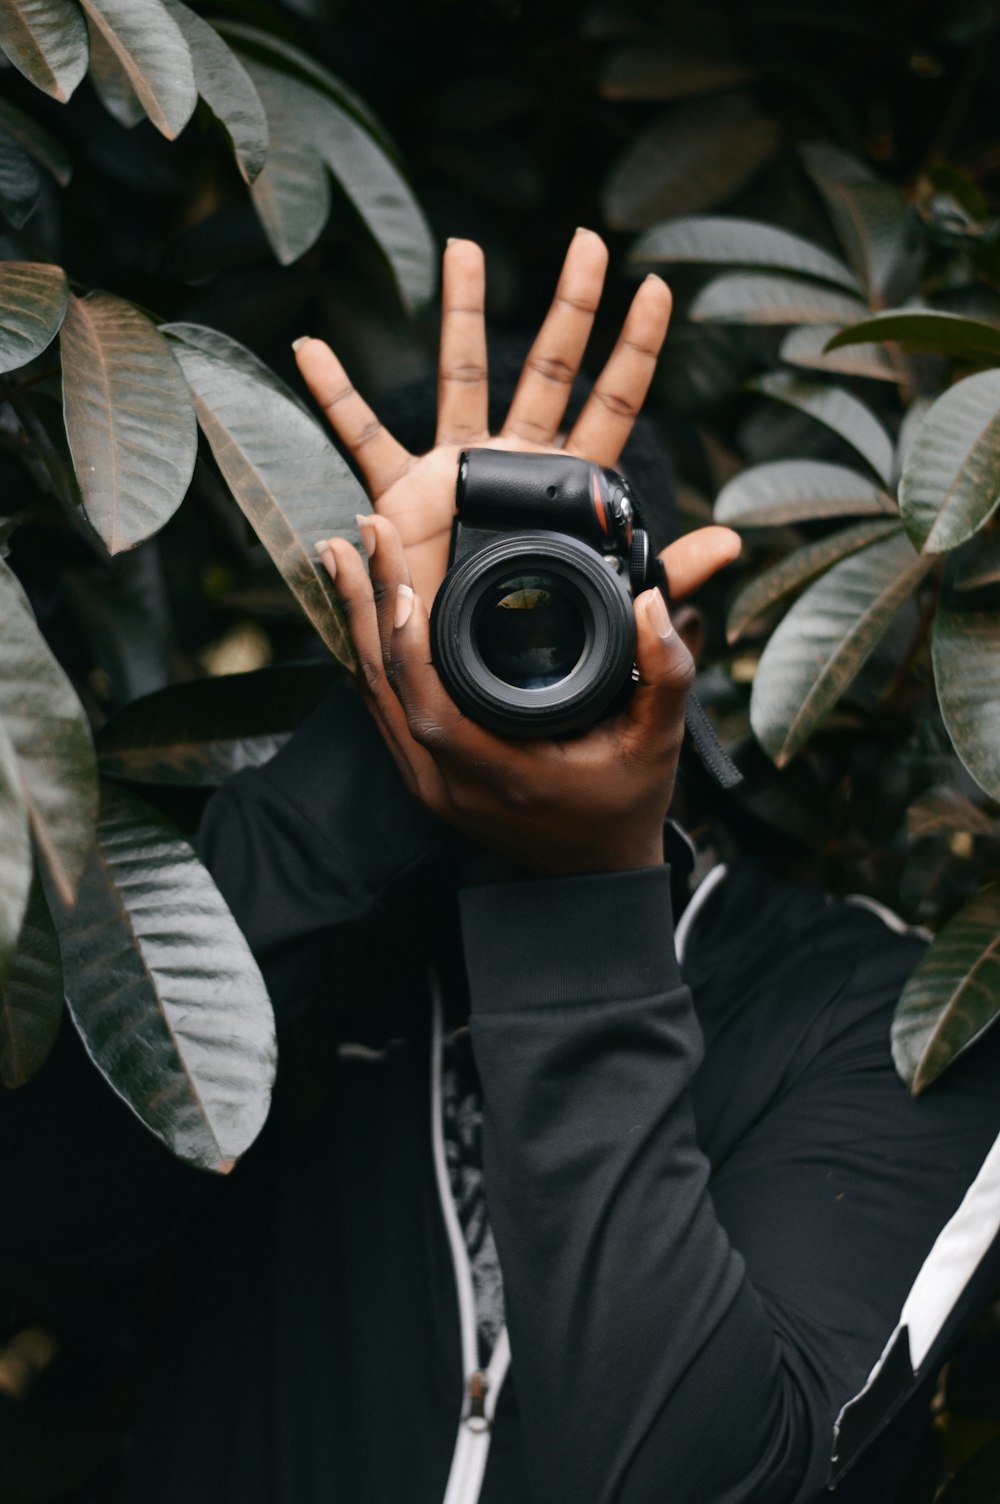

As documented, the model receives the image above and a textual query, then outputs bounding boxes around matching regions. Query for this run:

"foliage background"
[2,0,1000,1498]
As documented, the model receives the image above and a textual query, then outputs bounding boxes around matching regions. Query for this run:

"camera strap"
[655,560,743,791]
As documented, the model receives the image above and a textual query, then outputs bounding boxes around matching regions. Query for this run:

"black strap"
[654,559,742,791]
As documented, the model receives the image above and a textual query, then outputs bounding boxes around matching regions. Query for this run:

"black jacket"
[5,682,1000,1504]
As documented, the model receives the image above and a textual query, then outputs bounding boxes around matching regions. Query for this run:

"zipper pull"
[466,1369,490,1433]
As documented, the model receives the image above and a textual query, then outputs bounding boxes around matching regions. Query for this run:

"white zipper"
[430,973,511,1504]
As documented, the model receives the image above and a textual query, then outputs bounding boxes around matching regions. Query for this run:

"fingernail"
[314,537,330,553]
[395,583,414,630]
[646,590,673,640]
[356,514,375,558]
[320,547,336,580]
[292,336,311,351]
[446,237,458,247]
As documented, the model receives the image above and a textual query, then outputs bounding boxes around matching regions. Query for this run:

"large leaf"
[231,56,328,265]
[0,262,68,374]
[892,886,1000,1094]
[805,158,912,301]
[629,216,861,293]
[85,15,144,128]
[60,292,197,554]
[97,662,340,785]
[56,783,275,1171]
[899,371,1000,554]
[826,309,1000,364]
[602,94,780,230]
[746,373,894,485]
[0,721,31,987]
[0,126,40,229]
[933,601,1000,802]
[78,0,197,139]
[0,559,98,905]
[163,322,369,667]
[750,530,933,765]
[690,273,867,328]
[726,519,901,642]
[0,99,73,186]
[0,0,88,102]
[715,460,896,527]
[780,323,899,383]
[0,870,63,1089]
[160,0,267,184]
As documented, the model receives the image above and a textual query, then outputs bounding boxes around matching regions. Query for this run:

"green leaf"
[750,530,933,765]
[78,0,197,139]
[805,161,911,300]
[0,262,69,374]
[0,870,63,1089]
[96,662,341,785]
[892,885,1000,1094]
[0,721,31,987]
[602,94,781,230]
[0,0,88,102]
[230,56,328,265]
[780,323,899,383]
[690,273,868,327]
[163,322,368,667]
[159,0,267,184]
[933,600,1000,802]
[0,559,98,906]
[715,460,896,527]
[0,99,73,186]
[906,786,995,840]
[826,309,1000,364]
[56,783,275,1171]
[746,372,894,485]
[899,371,1000,554]
[954,529,1000,590]
[60,292,197,554]
[0,127,40,229]
[85,15,144,128]
[726,519,901,642]
[599,43,754,101]
[629,216,861,293]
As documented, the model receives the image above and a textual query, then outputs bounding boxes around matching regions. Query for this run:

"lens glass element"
[473,572,586,689]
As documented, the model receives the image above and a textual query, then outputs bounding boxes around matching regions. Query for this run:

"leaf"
[60,292,197,554]
[750,530,933,765]
[85,16,144,128]
[826,309,1000,364]
[726,519,901,642]
[0,0,88,102]
[715,460,896,527]
[599,43,754,101]
[954,529,1000,590]
[0,99,73,186]
[906,787,995,840]
[230,57,328,265]
[0,721,31,987]
[892,886,1000,1094]
[56,783,275,1171]
[780,323,899,383]
[746,372,895,485]
[0,870,63,1089]
[899,371,1000,554]
[0,262,69,374]
[805,161,912,300]
[690,273,868,328]
[629,216,861,293]
[933,600,1000,802]
[0,127,40,229]
[159,0,267,184]
[0,558,98,905]
[163,322,369,667]
[602,94,781,230]
[96,662,341,785]
[78,0,197,140]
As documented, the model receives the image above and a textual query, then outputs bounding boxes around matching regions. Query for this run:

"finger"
[435,240,489,446]
[388,582,495,760]
[620,588,695,753]
[500,228,609,446]
[660,526,742,600]
[295,339,413,499]
[355,511,412,666]
[563,274,672,467]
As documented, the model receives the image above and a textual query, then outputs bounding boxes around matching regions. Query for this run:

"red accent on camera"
[592,472,609,535]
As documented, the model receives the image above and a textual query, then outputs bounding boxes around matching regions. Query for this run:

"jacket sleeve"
[460,865,1000,1504]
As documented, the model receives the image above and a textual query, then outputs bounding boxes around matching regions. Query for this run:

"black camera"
[429,448,657,738]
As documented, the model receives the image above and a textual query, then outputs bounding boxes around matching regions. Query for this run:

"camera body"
[429,448,656,737]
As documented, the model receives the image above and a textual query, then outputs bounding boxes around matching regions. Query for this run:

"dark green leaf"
[79,0,197,140]
[690,272,867,327]
[780,323,899,383]
[160,0,267,184]
[0,0,88,102]
[750,530,933,765]
[906,786,995,840]
[746,372,894,484]
[0,261,68,373]
[892,885,1000,1094]
[231,56,329,264]
[0,559,98,906]
[806,162,911,300]
[715,460,896,527]
[163,322,368,667]
[0,99,73,186]
[726,519,901,642]
[933,600,1000,802]
[85,15,145,128]
[0,721,31,987]
[7,389,83,513]
[0,127,40,229]
[599,43,753,101]
[954,529,1000,590]
[56,783,275,1171]
[60,292,197,553]
[629,216,860,292]
[899,371,1000,554]
[826,309,1000,364]
[0,870,63,1089]
[602,94,780,230]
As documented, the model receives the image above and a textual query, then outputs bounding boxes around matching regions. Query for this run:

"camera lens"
[473,572,586,689]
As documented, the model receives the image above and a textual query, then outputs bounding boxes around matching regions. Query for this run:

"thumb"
[624,588,695,745]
